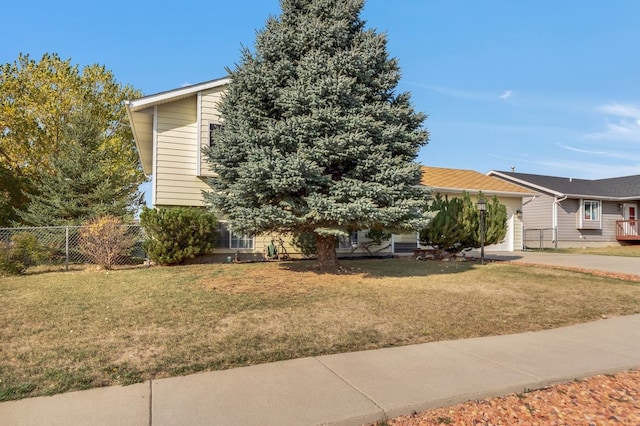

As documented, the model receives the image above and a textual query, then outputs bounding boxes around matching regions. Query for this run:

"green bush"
[139,207,217,266]
[0,232,46,275]
[419,191,507,257]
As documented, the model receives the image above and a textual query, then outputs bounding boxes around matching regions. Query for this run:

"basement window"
[216,222,254,249]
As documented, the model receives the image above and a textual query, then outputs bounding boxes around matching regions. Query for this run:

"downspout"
[552,195,568,249]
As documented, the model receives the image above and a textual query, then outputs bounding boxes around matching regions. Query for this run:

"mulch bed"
[377,369,640,425]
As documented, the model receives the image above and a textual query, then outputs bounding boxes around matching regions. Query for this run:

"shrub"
[0,232,45,275]
[79,216,136,270]
[139,207,217,265]
[419,191,507,257]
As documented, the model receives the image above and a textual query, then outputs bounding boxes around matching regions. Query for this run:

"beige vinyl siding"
[155,97,210,207]
[199,87,225,177]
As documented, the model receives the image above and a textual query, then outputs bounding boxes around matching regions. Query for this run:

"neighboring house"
[125,80,534,258]
[489,171,640,248]
[393,167,536,253]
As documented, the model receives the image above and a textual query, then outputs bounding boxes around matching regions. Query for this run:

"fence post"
[65,226,69,271]
[539,229,543,251]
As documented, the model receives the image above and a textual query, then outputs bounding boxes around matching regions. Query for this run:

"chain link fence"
[0,225,147,271]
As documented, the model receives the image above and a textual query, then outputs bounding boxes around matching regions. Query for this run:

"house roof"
[125,77,231,174]
[420,166,536,197]
[125,77,231,112]
[489,171,640,200]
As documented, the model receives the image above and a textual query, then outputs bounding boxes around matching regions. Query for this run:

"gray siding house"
[489,171,640,248]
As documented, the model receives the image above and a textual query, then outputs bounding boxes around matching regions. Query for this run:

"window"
[583,200,599,221]
[578,199,602,229]
[209,123,222,147]
[216,222,254,249]
[338,232,359,249]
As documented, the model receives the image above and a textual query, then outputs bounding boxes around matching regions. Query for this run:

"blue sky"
[3,0,640,182]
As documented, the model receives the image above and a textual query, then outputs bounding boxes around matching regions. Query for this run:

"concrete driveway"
[469,250,640,278]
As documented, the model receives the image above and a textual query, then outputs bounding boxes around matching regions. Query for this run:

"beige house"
[126,78,229,207]
[125,78,390,259]
[126,80,535,258]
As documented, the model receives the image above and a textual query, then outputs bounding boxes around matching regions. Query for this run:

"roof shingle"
[421,167,535,195]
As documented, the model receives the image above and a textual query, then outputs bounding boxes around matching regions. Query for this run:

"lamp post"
[477,198,486,265]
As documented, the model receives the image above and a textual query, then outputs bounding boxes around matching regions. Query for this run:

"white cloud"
[499,90,512,100]
[418,84,486,100]
[558,143,640,161]
[599,103,640,119]
[585,102,640,142]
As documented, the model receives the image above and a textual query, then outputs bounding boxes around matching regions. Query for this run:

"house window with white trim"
[583,200,600,221]
[338,232,359,249]
[578,199,602,229]
[209,123,222,147]
[216,222,254,249]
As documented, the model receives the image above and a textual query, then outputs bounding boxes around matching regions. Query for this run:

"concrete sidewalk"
[2,314,640,426]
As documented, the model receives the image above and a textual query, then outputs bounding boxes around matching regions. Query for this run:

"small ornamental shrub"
[79,216,136,270]
[0,232,45,275]
[139,207,217,266]
[419,191,507,258]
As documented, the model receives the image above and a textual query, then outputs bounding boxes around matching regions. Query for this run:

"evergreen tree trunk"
[315,234,338,269]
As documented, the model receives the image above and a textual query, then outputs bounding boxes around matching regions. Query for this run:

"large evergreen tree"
[16,109,141,226]
[204,0,429,267]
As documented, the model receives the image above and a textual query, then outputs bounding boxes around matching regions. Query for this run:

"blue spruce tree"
[204,0,429,267]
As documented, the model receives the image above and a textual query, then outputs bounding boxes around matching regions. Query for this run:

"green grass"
[1,259,640,401]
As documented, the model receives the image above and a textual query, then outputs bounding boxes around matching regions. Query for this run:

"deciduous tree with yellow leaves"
[0,53,145,226]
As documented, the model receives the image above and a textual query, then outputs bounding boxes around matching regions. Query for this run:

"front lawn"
[2,259,640,401]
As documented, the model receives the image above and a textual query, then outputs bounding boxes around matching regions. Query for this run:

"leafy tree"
[419,192,507,258]
[0,163,31,226]
[204,0,429,268]
[16,110,141,225]
[0,53,145,223]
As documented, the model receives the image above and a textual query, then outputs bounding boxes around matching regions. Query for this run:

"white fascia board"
[564,193,638,201]
[127,77,231,112]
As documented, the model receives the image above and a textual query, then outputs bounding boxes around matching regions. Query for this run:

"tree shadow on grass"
[278,257,478,278]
